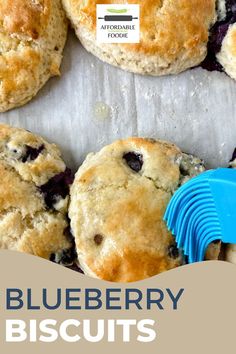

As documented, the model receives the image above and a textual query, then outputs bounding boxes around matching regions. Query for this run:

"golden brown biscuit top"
[75,0,215,55]
[0,0,68,112]
[0,0,49,39]
[69,138,205,282]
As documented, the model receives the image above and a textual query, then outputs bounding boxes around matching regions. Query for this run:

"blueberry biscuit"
[62,0,215,76]
[202,0,236,79]
[0,0,68,112]
[0,124,74,264]
[217,21,236,80]
[69,137,208,282]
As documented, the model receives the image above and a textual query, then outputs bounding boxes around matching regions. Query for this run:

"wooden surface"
[0,30,235,171]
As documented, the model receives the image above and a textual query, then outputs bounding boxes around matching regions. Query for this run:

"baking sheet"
[0,30,236,171]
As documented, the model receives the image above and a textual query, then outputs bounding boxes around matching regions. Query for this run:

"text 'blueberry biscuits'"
[0,124,75,264]
[0,0,68,112]
[69,137,218,283]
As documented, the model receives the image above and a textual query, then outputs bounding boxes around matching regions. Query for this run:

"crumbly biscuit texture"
[225,244,236,264]
[217,23,236,80]
[0,0,68,112]
[62,0,216,75]
[69,137,206,282]
[0,124,73,262]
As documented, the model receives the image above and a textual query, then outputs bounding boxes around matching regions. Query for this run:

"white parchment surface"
[0,31,235,171]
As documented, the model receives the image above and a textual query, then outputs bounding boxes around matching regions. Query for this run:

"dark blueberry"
[50,253,56,262]
[226,0,236,16]
[230,148,236,162]
[66,263,84,274]
[179,165,189,177]
[201,22,229,72]
[40,167,74,209]
[123,152,143,172]
[94,234,104,245]
[201,1,236,73]
[63,225,75,243]
[168,243,180,259]
[59,247,77,265]
[22,144,44,163]
[50,248,77,265]
[200,55,224,72]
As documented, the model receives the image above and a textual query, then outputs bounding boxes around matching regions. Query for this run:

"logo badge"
[96,4,140,43]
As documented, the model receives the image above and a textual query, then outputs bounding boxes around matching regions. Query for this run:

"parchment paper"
[0,30,235,171]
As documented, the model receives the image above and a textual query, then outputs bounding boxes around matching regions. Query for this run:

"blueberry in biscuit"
[0,124,75,265]
[69,137,212,282]
[201,0,236,79]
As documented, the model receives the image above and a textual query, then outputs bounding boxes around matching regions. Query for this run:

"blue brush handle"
[209,168,236,244]
[164,168,236,264]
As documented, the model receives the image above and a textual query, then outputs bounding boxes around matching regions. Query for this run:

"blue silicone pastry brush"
[164,168,236,263]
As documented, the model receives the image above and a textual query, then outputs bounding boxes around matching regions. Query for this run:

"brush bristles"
[164,178,222,263]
